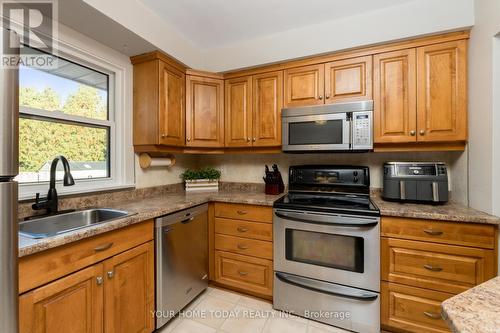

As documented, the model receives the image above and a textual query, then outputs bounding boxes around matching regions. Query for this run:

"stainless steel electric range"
[273,165,380,333]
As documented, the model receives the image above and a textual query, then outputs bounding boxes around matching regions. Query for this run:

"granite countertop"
[18,190,283,258]
[442,276,500,333]
[372,195,500,225]
[19,189,500,258]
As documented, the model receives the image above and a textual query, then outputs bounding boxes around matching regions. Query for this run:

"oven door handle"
[274,211,378,227]
[276,272,378,302]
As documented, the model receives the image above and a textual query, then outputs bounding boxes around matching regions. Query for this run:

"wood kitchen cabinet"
[284,64,324,107]
[19,221,155,333]
[374,49,417,143]
[324,55,372,103]
[374,40,467,146]
[225,71,282,147]
[284,56,372,108]
[19,264,104,333]
[132,52,186,147]
[186,75,225,147]
[380,217,497,333]
[416,40,467,142]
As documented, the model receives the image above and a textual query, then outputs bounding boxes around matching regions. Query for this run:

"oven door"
[282,113,350,151]
[273,209,380,292]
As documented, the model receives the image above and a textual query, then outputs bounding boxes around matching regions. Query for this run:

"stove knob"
[353,171,358,176]
[353,177,359,183]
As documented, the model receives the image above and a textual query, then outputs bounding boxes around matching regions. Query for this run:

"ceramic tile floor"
[156,286,349,333]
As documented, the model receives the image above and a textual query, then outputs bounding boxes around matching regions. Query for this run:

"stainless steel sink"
[19,209,133,239]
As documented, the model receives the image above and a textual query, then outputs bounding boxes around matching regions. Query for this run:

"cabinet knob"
[187,137,191,142]
[419,130,425,136]
[96,276,104,285]
[410,130,416,136]
[325,94,330,99]
[318,95,323,100]
[252,138,256,142]
[107,271,114,279]
[247,138,251,142]
[161,133,166,138]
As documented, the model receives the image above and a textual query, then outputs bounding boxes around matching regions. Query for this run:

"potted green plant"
[181,167,221,192]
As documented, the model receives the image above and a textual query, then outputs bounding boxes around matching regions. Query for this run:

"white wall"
[468,0,500,214]
[83,0,474,72]
[199,151,468,204]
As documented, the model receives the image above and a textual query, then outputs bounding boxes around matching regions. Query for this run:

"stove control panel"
[289,165,370,189]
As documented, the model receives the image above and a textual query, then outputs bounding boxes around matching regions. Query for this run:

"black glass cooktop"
[274,192,380,216]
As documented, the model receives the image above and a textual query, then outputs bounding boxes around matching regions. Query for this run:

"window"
[17,47,112,184]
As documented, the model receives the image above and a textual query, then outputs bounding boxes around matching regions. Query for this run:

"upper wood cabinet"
[324,55,372,104]
[284,64,324,107]
[225,76,253,147]
[133,55,186,147]
[253,71,283,146]
[225,71,282,147]
[186,75,225,147]
[416,40,467,142]
[374,49,417,143]
[284,56,372,108]
[374,40,467,145]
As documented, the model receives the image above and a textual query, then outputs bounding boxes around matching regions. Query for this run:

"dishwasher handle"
[155,204,208,228]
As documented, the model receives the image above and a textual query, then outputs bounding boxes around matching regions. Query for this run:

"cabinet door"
[284,64,324,107]
[324,55,372,103]
[159,62,185,146]
[253,71,283,146]
[416,40,467,142]
[374,50,417,143]
[19,264,104,333]
[186,76,225,147]
[104,241,155,333]
[225,76,253,147]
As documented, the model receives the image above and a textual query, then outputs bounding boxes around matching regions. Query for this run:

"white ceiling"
[139,0,416,49]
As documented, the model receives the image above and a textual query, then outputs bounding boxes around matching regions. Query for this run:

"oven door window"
[285,229,364,273]
[288,119,343,145]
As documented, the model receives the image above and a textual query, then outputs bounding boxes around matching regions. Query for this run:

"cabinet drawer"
[382,237,496,294]
[215,217,273,241]
[214,234,273,260]
[215,251,272,297]
[381,217,496,249]
[214,203,272,223]
[382,281,451,333]
[19,220,154,294]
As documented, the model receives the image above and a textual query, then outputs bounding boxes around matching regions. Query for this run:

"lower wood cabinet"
[209,203,273,299]
[19,222,155,333]
[381,281,452,333]
[381,217,498,333]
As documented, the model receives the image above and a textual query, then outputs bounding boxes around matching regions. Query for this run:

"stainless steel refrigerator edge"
[1,28,20,333]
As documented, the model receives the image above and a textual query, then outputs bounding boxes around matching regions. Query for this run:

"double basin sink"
[19,209,133,239]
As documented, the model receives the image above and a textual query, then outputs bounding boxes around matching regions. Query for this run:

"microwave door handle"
[276,272,379,302]
[274,211,378,227]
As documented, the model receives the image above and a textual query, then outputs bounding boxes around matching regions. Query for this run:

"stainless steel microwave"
[282,100,373,152]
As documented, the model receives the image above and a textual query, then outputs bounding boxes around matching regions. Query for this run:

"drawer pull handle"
[424,229,443,236]
[96,276,104,285]
[94,242,113,252]
[237,210,248,215]
[238,271,248,276]
[107,271,114,279]
[423,311,442,320]
[237,227,249,233]
[424,264,443,272]
[237,244,249,250]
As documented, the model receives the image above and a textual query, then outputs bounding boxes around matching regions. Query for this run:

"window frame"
[18,33,134,200]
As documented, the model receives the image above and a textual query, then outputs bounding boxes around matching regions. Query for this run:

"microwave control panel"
[352,111,373,150]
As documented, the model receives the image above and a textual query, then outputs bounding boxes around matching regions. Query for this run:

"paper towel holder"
[139,153,176,169]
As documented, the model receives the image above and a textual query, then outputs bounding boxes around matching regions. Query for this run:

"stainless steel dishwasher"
[155,204,208,329]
